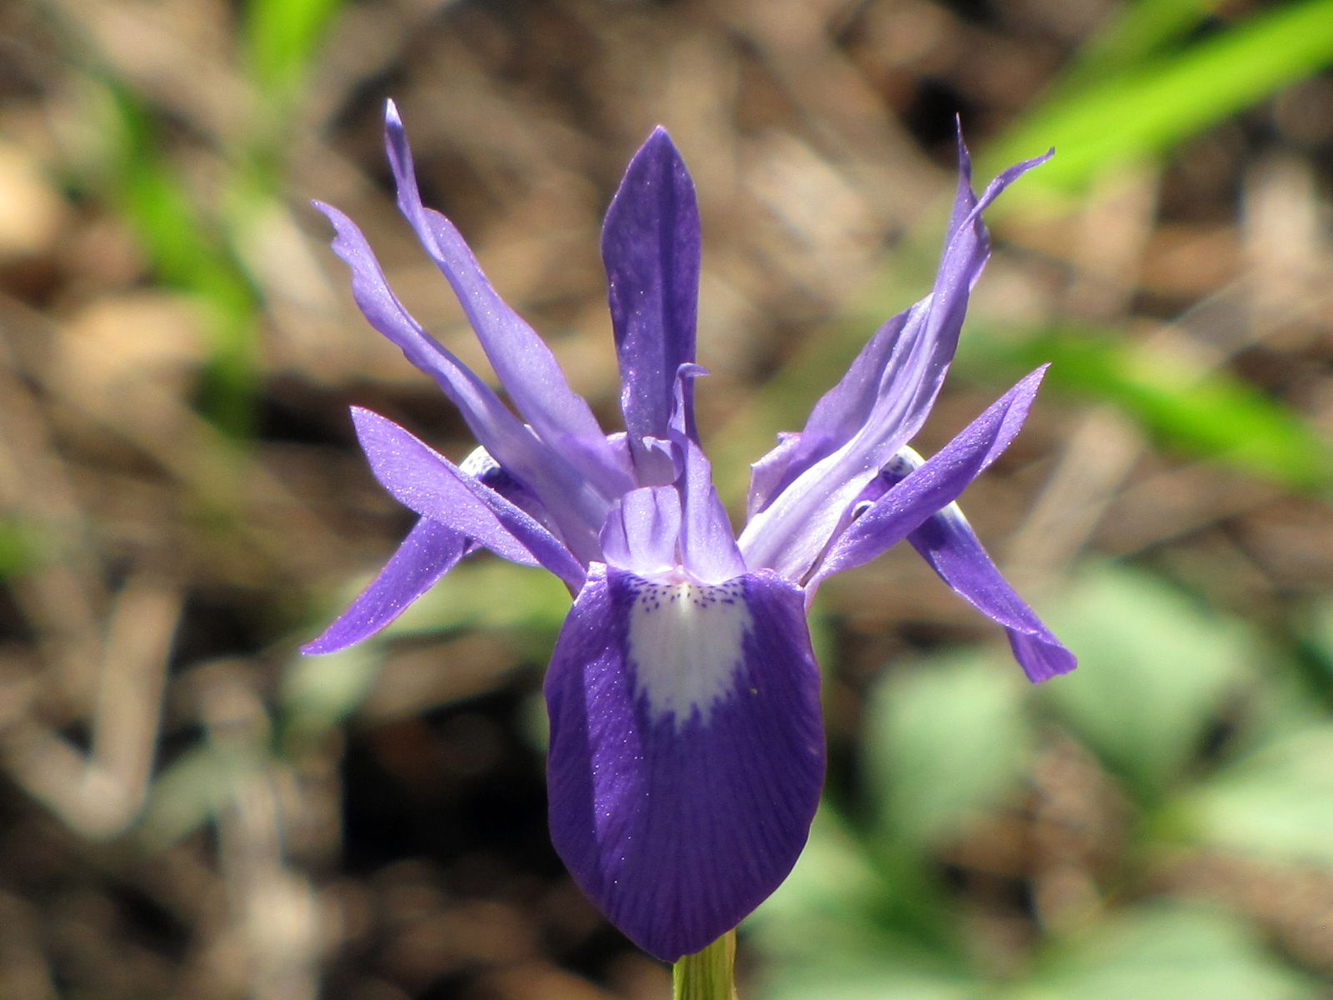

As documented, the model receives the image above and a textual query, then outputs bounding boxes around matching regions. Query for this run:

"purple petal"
[602,128,702,468]
[911,506,1076,681]
[303,518,469,654]
[600,487,682,577]
[678,435,745,584]
[746,432,802,520]
[806,366,1049,593]
[860,450,1075,682]
[382,102,629,499]
[740,145,1052,578]
[313,201,609,559]
[545,565,824,961]
[351,407,586,592]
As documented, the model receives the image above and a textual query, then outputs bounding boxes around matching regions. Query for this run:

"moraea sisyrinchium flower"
[306,102,1076,962]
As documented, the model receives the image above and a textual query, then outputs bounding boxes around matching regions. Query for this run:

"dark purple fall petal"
[806,365,1049,593]
[382,103,630,500]
[602,128,703,470]
[302,518,469,654]
[545,565,824,962]
[350,407,587,592]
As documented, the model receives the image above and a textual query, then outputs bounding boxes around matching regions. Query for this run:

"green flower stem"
[672,930,738,1000]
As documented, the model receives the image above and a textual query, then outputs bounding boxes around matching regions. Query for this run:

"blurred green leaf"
[1038,564,1257,802]
[967,326,1333,492]
[991,0,1333,199]
[759,954,980,1000]
[142,744,267,846]
[282,642,380,734]
[0,517,47,579]
[866,652,1032,850]
[244,0,347,93]
[751,811,978,1000]
[1057,0,1223,89]
[99,84,259,436]
[1182,723,1333,869]
[1013,904,1319,1000]
[751,808,892,938]
[390,560,571,640]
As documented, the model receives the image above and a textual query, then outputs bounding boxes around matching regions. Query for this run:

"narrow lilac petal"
[740,146,1051,576]
[746,432,803,519]
[382,102,629,498]
[351,407,586,592]
[853,450,1074,681]
[303,518,468,654]
[679,436,745,583]
[545,566,824,962]
[943,118,977,249]
[600,487,682,577]
[602,128,702,466]
[760,304,919,502]
[910,507,1076,681]
[806,366,1049,593]
[314,200,609,559]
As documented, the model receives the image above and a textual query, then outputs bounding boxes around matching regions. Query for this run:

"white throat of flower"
[626,574,751,729]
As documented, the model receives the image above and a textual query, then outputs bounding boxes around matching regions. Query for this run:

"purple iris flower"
[305,102,1075,963]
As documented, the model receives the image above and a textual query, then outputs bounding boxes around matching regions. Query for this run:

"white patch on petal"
[627,578,751,727]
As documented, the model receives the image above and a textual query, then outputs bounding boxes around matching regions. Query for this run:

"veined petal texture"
[602,128,702,470]
[545,565,824,962]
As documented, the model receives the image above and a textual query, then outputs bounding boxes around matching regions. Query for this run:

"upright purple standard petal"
[602,128,702,475]
[545,565,824,962]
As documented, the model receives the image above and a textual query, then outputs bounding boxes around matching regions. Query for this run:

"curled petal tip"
[385,97,402,128]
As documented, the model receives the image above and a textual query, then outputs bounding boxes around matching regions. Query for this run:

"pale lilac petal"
[382,102,629,498]
[314,201,608,559]
[351,407,586,592]
[679,436,745,583]
[600,487,682,577]
[856,450,1074,682]
[806,366,1049,594]
[602,128,702,466]
[545,566,824,962]
[740,146,1052,577]
[754,304,919,507]
[745,432,802,520]
[302,518,468,654]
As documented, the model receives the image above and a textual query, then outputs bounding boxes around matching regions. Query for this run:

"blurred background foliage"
[0,0,1331,998]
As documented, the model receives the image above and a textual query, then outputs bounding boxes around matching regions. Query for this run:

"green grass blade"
[990,0,1333,198]
[975,326,1333,491]
[244,0,348,92]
